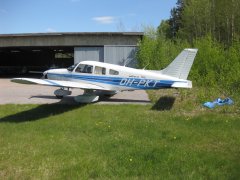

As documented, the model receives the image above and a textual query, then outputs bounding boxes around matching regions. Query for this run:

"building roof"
[0,32,143,47]
[0,32,143,37]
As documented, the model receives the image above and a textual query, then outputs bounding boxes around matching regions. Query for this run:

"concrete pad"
[0,78,150,105]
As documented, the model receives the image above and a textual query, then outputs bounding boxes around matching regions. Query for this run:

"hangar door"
[74,47,104,64]
[104,45,138,68]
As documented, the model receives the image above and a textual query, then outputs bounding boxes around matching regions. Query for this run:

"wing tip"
[11,78,37,85]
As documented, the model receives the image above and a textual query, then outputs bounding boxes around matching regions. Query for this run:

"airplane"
[11,48,198,103]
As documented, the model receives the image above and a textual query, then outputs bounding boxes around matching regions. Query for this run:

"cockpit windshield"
[67,64,78,72]
[75,64,93,74]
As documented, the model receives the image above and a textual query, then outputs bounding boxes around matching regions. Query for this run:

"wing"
[11,78,107,90]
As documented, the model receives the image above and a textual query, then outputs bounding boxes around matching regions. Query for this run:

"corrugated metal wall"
[74,47,104,64]
[74,45,138,67]
[104,45,138,67]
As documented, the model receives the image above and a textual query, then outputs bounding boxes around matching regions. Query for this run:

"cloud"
[46,28,57,32]
[92,16,116,24]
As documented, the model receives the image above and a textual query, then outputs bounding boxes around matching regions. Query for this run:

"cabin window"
[75,64,93,74]
[94,66,106,75]
[109,69,119,75]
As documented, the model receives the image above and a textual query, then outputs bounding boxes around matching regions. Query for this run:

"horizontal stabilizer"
[171,81,192,88]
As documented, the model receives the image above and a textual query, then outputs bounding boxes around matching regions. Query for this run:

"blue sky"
[0,0,177,34]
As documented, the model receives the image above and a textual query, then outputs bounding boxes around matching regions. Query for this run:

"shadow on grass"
[100,96,151,104]
[0,103,85,123]
[151,96,176,111]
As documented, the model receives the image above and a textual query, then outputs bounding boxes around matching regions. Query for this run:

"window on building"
[109,69,119,75]
[55,53,73,59]
[75,64,93,74]
[94,66,106,75]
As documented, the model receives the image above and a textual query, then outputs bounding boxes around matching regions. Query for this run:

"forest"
[137,0,240,101]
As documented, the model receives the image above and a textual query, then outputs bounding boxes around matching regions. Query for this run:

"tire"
[56,95,63,99]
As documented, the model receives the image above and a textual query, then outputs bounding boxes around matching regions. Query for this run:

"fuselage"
[44,61,189,91]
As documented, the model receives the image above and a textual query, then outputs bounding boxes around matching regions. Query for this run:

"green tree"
[166,0,184,39]
[160,0,240,45]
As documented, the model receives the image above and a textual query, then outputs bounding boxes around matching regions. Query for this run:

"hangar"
[0,32,143,74]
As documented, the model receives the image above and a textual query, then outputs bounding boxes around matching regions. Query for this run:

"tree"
[165,0,184,39]
[157,20,171,39]
[174,0,240,44]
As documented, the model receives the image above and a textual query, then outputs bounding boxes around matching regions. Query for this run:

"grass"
[148,87,240,114]
[0,102,240,179]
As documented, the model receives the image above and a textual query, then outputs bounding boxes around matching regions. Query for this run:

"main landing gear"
[73,90,117,103]
[74,90,99,103]
[54,88,99,103]
[54,88,72,99]
[54,88,117,103]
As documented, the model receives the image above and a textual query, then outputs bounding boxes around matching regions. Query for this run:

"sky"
[0,0,177,34]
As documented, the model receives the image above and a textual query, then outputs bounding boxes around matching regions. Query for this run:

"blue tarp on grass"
[203,98,234,109]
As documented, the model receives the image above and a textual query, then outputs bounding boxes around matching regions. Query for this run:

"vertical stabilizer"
[161,49,198,80]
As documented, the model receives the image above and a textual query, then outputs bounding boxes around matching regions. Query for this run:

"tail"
[161,48,198,80]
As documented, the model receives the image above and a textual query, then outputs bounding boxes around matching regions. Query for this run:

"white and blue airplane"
[12,48,198,103]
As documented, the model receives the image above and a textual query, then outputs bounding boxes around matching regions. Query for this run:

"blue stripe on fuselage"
[47,73,180,89]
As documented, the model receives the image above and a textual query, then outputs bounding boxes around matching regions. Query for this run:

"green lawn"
[0,104,240,179]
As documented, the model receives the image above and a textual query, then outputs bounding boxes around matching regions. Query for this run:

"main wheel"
[103,94,115,98]
[56,95,63,99]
